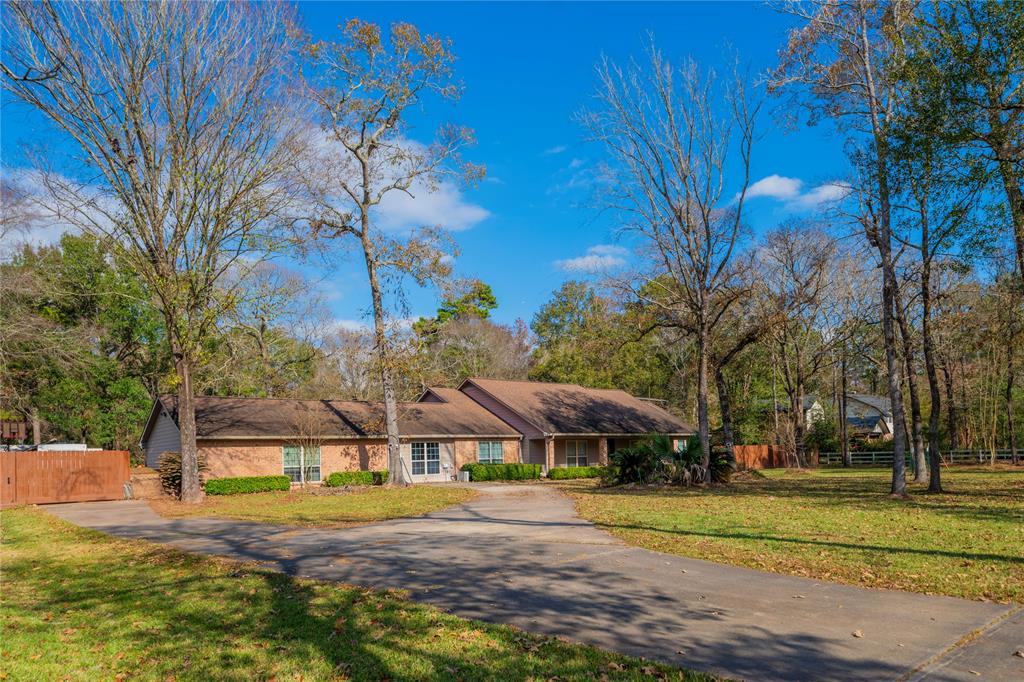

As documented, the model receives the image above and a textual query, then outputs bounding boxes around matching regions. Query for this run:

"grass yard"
[151,484,476,527]
[563,466,1024,603]
[0,507,709,682]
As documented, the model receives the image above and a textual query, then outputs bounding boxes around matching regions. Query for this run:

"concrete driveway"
[47,484,1021,682]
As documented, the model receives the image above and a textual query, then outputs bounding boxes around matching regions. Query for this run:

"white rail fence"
[817,449,1018,467]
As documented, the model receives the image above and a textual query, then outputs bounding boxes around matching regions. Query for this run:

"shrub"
[547,466,607,480]
[460,462,542,481]
[608,434,731,486]
[157,451,207,498]
[204,475,291,495]
[323,470,388,487]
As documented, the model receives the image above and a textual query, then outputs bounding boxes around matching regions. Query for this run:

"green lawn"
[151,485,476,527]
[563,466,1024,603]
[1,508,710,681]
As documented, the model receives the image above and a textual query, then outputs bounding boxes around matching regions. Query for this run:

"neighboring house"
[765,397,825,428]
[845,394,895,441]
[140,378,694,484]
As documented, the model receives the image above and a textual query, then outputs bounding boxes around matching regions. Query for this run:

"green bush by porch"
[204,475,291,495]
[548,466,607,480]
[461,463,542,481]
[324,470,388,487]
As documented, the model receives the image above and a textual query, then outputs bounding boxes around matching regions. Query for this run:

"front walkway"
[47,485,1020,681]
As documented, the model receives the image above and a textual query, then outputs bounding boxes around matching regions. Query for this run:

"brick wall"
[198,436,520,482]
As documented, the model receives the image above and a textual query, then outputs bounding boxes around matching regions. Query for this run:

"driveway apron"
[45,485,1019,682]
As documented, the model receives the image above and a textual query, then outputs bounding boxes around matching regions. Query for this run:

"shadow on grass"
[586,519,1024,565]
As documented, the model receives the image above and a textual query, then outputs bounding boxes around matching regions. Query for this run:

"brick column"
[545,436,555,472]
[598,438,609,466]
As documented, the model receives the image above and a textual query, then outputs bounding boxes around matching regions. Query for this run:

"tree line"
[1,0,1020,499]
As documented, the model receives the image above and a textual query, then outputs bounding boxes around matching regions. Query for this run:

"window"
[478,441,503,464]
[411,442,440,476]
[565,440,588,467]
[283,445,321,483]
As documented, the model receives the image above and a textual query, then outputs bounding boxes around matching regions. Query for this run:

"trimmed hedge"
[460,462,542,481]
[547,466,607,480]
[323,470,388,487]
[204,475,291,496]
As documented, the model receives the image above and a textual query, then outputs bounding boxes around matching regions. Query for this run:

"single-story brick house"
[140,378,693,484]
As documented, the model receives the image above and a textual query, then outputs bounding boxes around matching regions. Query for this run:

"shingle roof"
[158,391,519,440]
[848,394,893,417]
[461,378,694,436]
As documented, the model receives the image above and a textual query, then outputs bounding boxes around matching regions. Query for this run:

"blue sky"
[1,1,850,330]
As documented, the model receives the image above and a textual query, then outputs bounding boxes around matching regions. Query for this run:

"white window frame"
[478,441,503,464]
[283,444,321,484]
[565,440,588,467]
[411,441,440,476]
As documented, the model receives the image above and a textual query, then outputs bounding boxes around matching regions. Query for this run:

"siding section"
[144,409,182,468]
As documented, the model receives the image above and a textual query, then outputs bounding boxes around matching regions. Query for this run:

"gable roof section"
[459,378,694,436]
[155,390,519,440]
[848,394,893,417]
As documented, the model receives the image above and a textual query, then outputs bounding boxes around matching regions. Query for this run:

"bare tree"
[761,224,850,467]
[296,20,480,485]
[581,42,760,468]
[217,263,328,397]
[2,1,302,501]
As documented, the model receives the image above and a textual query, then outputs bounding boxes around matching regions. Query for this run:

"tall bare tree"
[581,43,760,468]
[2,1,302,501]
[296,20,481,484]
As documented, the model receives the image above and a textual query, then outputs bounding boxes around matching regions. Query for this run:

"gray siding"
[461,384,544,438]
[144,409,181,468]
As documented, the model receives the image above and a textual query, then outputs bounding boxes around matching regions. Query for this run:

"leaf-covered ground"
[563,466,1024,602]
[0,508,712,681]
[151,484,476,527]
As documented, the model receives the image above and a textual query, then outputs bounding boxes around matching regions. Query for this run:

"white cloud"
[587,244,628,256]
[555,244,628,273]
[743,174,804,201]
[738,174,852,211]
[568,157,586,169]
[788,181,852,209]
[543,145,568,156]
[374,181,490,232]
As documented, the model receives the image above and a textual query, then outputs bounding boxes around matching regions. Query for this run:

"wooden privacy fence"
[0,450,130,506]
[732,445,787,470]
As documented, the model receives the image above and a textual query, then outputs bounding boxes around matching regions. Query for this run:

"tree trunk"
[175,353,203,503]
[894,284,927,483]
[841,349,851,467]
[942,365,958,450]
[31,408,41,446]
[1008,345,1018,466]
[994,147,1024,291]
[792,374,808,469]
[714,366,736,474]
[363,241,405,485]
[696,326,711,469]
[920,224,942,491]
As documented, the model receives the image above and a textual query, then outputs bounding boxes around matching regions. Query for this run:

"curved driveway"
[47,484,1020,681]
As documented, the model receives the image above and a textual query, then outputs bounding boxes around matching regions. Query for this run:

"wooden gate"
[0,450,130,506]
